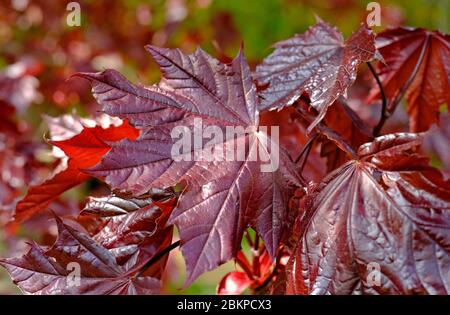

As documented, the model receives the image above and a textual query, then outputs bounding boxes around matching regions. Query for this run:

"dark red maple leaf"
[84,191,177,277]
[367,27,450,132]
[0,216,160,295]
[255,19,381,131]
[74,46,302,284]
[285,133,450,295]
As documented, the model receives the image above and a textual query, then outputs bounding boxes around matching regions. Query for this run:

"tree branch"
[367,62,387,136]
[135,240,181,277]
[294,134,318,164]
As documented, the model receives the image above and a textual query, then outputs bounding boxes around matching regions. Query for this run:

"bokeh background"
[0,0,448,294]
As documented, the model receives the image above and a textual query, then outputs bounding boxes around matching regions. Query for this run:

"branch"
[135,240,181,277]
[294,133,319,180]
[294,134,318,164]
[367,62,387,136]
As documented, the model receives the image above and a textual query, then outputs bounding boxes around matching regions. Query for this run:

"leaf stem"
[294,134,318,182]
[391,36,429,111]
[294,134,318,164]
[253,233,260,252]
[254,248,283,292]
[236,252,254,280]
[370,35,429,136]
[135,240,180,277]
[299,137,314,174]
[244,230,253,247]
[252,234,260,277]
[367,62,387,137]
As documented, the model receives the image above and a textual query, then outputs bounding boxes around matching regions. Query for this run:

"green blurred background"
[0,0,448,294]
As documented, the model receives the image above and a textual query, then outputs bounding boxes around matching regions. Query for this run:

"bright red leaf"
[12,118,139,224]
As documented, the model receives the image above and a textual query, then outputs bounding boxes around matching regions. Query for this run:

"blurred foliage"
[0,0,448,294]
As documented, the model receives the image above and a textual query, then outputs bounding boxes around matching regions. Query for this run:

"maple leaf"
[75,46,302,284]
[12,117,139,224]
[255,19,380,131]
[0,216,160,295]
[85,191,176,276]
[286,133,450,294]
[367,27,450,132]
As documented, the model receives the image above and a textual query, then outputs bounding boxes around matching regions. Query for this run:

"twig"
[252,234,260,277]
[299,138,313,174]
[294,133,318,182]
[294,134,318,164]
[367,62,387,137]
[135,240,180,277]
[370,35,429,136]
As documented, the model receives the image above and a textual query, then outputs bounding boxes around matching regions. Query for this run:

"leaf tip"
[313,13,324,24]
